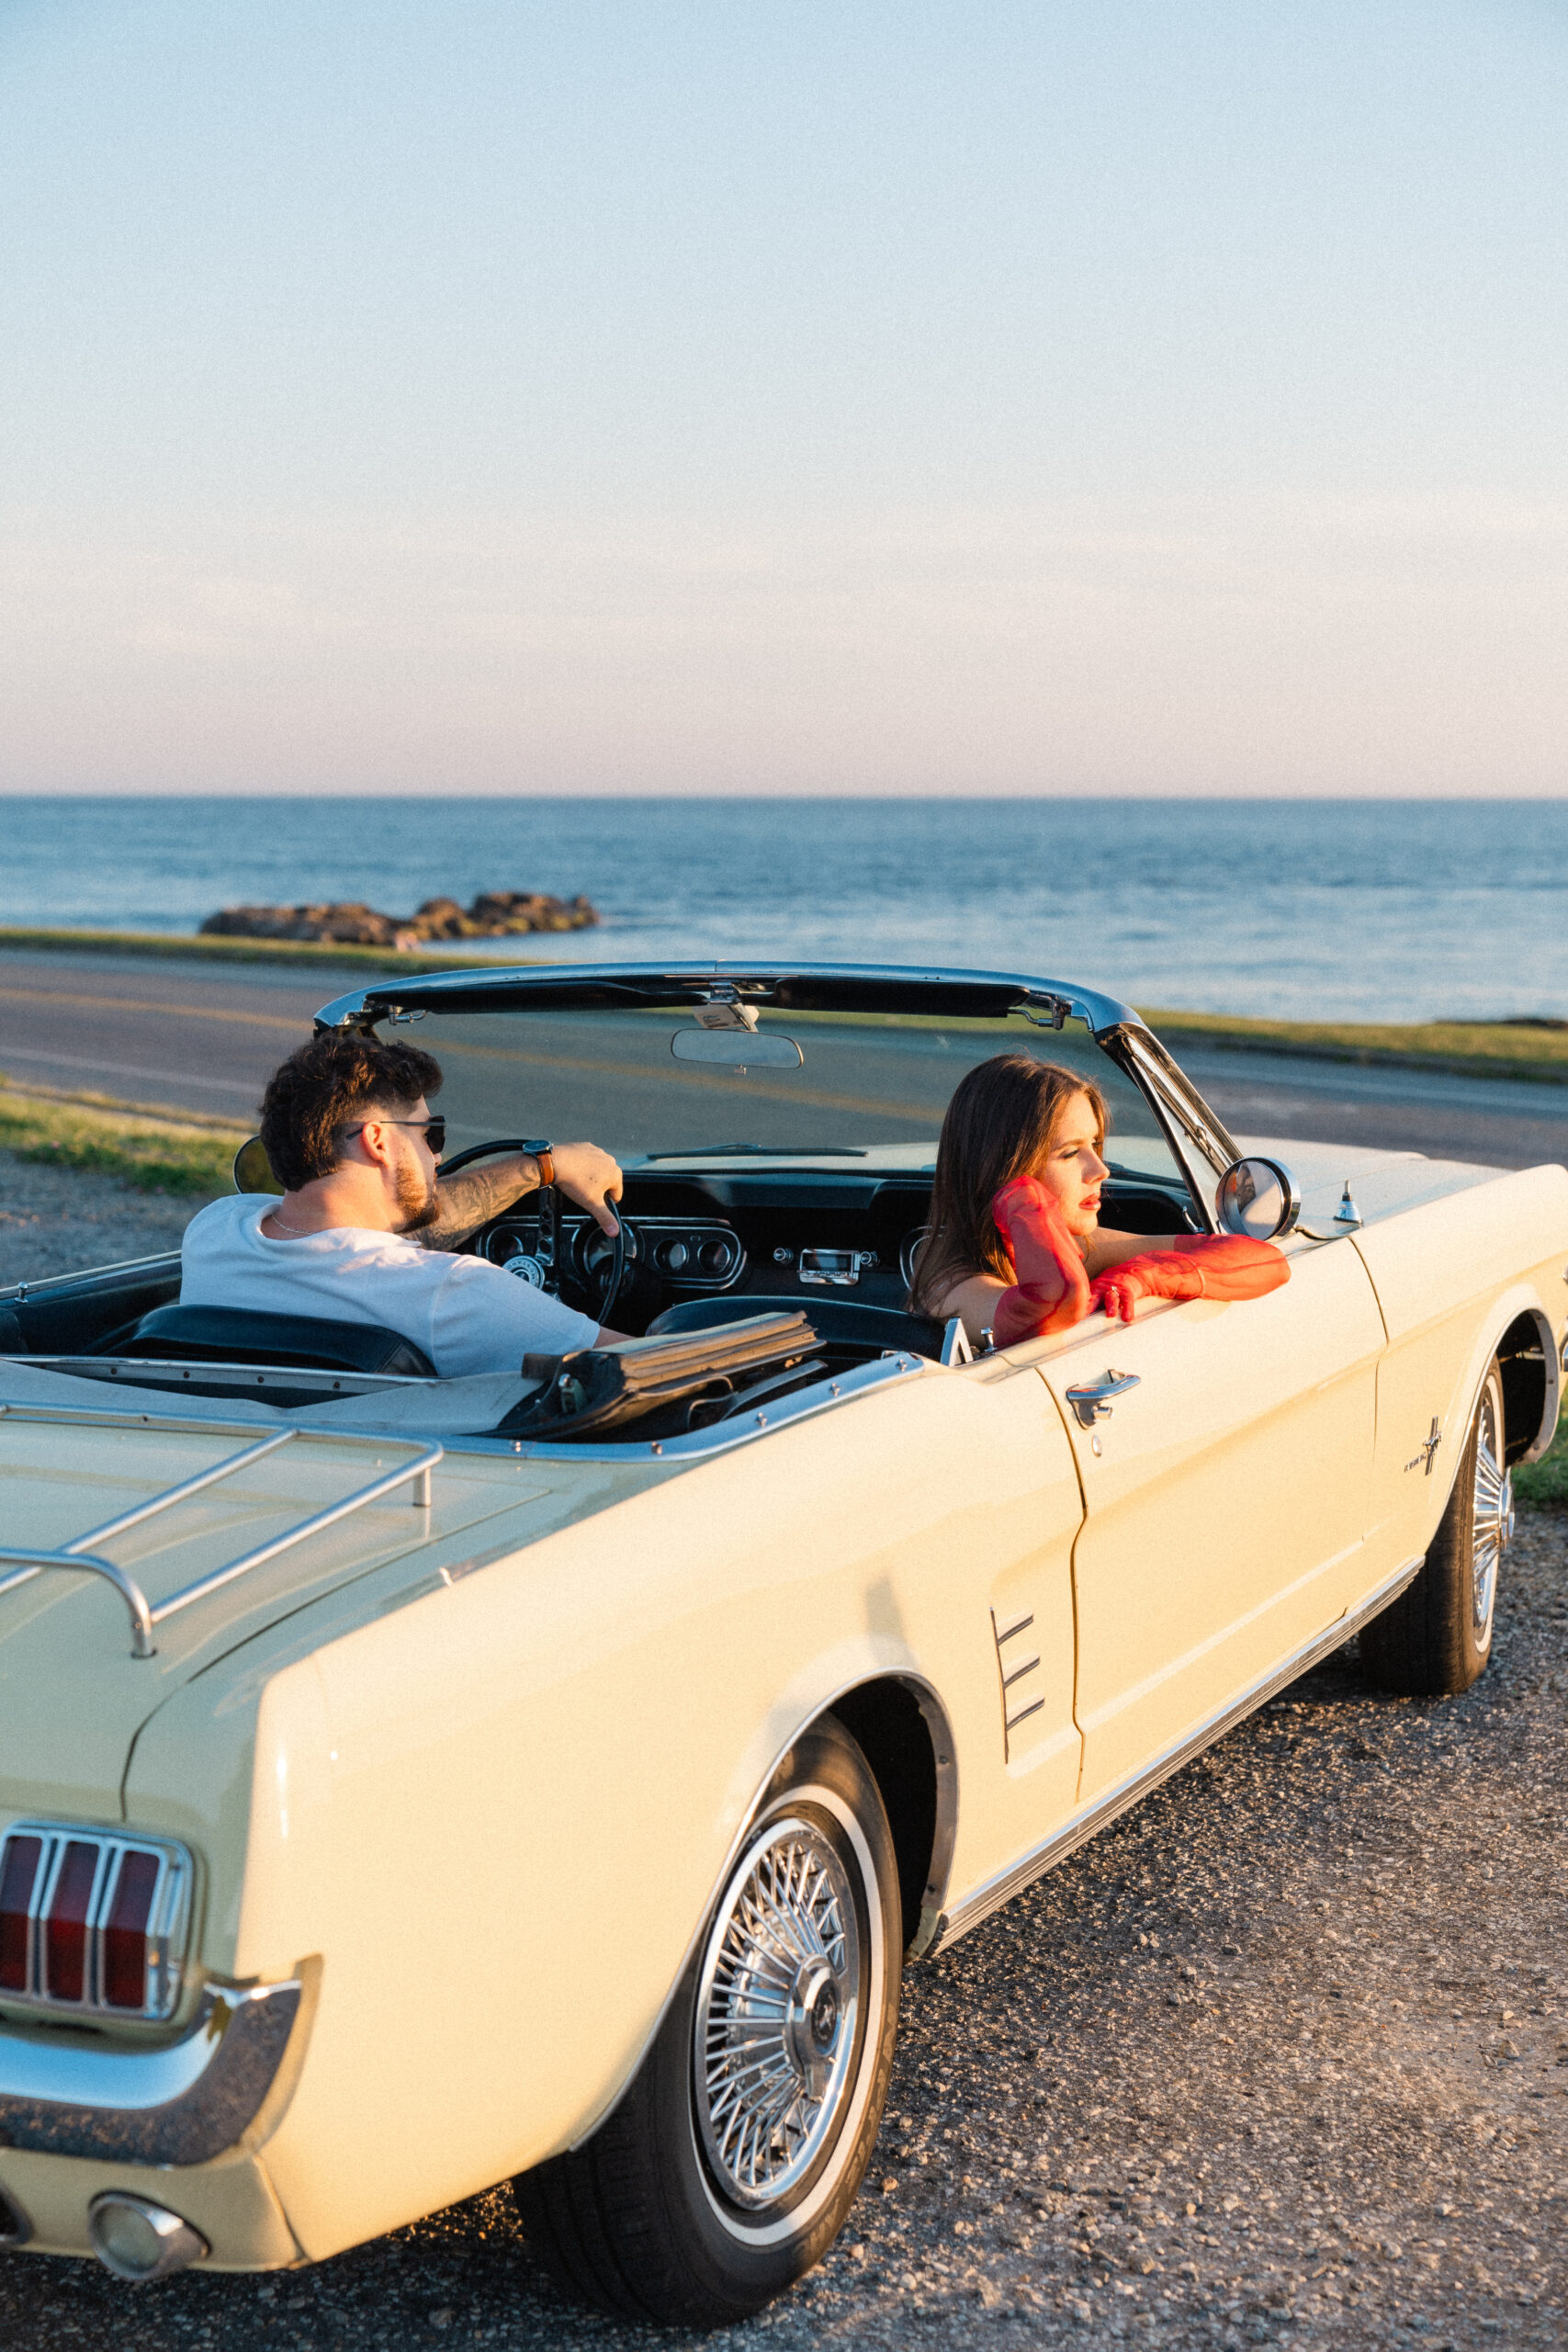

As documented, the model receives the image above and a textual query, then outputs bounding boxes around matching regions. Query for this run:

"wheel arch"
[826,1676,958,1962]
[566,1668,958,2154]
[1495,1306,1561,1465]
[1425,1294,1559,1540]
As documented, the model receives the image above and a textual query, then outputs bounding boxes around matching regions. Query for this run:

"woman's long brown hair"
[908,1055,1108,1317]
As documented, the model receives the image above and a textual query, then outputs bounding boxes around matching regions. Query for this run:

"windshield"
[382,1004,1192,1192]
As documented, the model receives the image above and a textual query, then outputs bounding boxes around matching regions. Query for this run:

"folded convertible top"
[502,1312,820,1441]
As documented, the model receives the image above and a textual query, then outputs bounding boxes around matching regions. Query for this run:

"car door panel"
[1031,1235,1385,1805]
[936,1361,1086,1894]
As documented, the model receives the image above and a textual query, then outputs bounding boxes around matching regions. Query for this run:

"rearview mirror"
[232,1136,286,1195]
[671,1029,804,1069]
[1215,1156,1301,1241]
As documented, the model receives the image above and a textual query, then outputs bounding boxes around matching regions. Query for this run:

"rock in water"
[199,902,402,945]
[199,890,600,944]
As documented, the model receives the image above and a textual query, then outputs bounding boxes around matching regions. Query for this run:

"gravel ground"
[1,1187,1564,2351]
[0,1151,197,1287]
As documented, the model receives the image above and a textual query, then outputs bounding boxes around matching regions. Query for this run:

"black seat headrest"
[114,1305,436,1380]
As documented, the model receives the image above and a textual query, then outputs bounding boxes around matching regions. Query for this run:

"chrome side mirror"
[232,1136,285,1196]
[1215,1155,1301,1241]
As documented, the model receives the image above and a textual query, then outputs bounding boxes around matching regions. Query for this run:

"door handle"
[1064,1369,1141,1429]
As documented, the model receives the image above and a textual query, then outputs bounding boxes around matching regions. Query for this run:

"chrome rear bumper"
[0,1977,303,2166]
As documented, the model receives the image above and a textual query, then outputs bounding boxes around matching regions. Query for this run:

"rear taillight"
[0,1835,41,1991]
[45,1840,101,2002]
[104,1849,162,2009]
[0,1826,191,2021]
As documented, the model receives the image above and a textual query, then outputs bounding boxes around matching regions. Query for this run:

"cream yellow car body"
[0,996,1563,2276]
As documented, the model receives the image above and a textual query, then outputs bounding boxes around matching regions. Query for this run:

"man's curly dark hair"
[258,1033,444,1193]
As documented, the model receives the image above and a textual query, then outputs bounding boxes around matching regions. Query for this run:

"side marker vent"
[991,1610,1044,1762]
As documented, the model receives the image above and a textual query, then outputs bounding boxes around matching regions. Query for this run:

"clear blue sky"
[1,0,1563,796]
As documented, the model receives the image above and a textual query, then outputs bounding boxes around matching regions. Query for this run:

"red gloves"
[1090,1236,1290,1324]
[990,1177,1091,1346]
[987,1185,1291,1342]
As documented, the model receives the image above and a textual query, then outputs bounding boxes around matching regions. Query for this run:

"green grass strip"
[0,924,549,976]
[1516,1419,1568,1512]
[1137,1008,1568,1086]
[0,1083,244,1198]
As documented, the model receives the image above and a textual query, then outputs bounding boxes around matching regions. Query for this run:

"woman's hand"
[1090,1236,1290,1324]
[990,1175,1092,1344]
[1090,1250,1204,1323]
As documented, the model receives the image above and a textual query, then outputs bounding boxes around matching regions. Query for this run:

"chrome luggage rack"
[0,1405,441,1660]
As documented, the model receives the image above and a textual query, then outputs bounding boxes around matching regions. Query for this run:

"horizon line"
[1,786,1565,805]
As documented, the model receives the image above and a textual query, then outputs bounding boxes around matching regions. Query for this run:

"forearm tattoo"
[421,1156,536,1248]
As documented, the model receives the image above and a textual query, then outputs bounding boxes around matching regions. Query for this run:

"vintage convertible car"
[0,963,1562,2323]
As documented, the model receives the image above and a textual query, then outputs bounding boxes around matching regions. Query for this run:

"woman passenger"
[908,1055,1289,1347]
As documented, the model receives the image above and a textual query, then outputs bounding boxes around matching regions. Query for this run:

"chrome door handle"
[1064,1369,1141,1429]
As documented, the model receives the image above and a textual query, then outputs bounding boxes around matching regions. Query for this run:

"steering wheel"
[440,1136,627,1323]
[578,1214,628,1326]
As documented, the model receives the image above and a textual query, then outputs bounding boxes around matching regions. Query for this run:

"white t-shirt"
[180,1196,600,1379]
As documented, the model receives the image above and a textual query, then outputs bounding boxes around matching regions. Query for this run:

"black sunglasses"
[344,1115,446,1156]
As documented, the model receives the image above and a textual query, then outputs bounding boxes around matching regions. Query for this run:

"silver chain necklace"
[265,1210,318,1238]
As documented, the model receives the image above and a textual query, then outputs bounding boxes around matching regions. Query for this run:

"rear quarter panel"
[221,1363,1083,2261]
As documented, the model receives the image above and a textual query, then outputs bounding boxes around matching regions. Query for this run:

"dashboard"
[462,1167,1200,1329]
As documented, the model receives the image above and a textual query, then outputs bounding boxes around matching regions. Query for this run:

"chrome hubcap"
[1472,1385,1511,1645]
[694,1815,860,2210]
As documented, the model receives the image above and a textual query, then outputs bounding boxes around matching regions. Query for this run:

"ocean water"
[0,796,1563,1025]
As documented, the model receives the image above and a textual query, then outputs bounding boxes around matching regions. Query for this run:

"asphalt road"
[2,950,1566,1170]
[0,952,329,1121]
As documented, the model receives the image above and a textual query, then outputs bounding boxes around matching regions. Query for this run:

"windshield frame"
[311,961,1235,1222]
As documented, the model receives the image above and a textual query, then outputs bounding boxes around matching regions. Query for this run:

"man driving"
[181,1033,630,1374]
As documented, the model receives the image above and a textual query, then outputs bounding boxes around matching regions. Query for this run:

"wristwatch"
[522,1138,555,1192]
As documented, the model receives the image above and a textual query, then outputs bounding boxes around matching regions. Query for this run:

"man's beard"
[393,1159,441,1234]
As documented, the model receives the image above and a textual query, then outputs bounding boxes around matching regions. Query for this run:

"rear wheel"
[514,1719,902,2324]
[1361,1360,1513,1696]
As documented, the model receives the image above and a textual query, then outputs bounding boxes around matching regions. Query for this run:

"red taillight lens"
[0,1836,41,1992]
[103,1849,160,2009]
[45,1841,100,2002]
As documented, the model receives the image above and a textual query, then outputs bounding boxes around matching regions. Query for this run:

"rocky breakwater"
[199,888,599,948]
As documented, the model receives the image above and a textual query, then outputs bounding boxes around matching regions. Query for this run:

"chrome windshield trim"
[0,1975,306,2165]
[1089,1023,1242,1229]
[312,961,1142,1037]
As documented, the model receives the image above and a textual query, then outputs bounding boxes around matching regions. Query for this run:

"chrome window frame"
[1098,1026,1242,1235]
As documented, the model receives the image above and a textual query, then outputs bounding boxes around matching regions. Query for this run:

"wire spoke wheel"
[1470,1381,1512,1648]
[694,1816,861,2211]
[1361,1356,1512,1698]
[514,1718,902,2326]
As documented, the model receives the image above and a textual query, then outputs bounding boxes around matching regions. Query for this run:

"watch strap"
[523,1139,555,1191]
